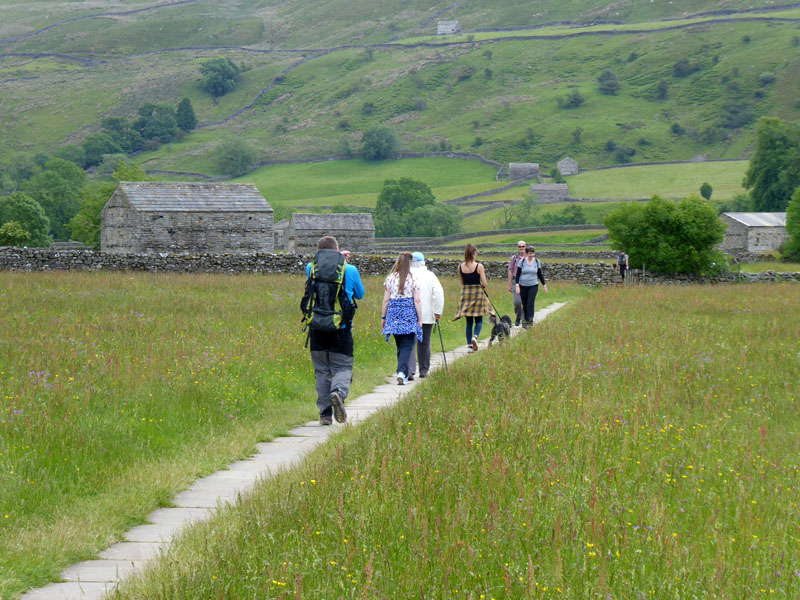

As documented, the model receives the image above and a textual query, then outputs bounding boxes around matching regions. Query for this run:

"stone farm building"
[283,213,375,254]
[101,182,274,255]
[509,163,540,181]
[437,21,461,35]
[529,183,573,204]
[720,212,787,254]
[557,156,579,176]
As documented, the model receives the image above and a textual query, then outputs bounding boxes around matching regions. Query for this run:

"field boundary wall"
[2,248,798,285]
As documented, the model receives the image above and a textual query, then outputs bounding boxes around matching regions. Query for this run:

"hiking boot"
[419,373,427,379]
[397,373,407,385]
[330,391,347,423]
[407,374,415,381]
[471,336,479,352]
[319,415,333,426]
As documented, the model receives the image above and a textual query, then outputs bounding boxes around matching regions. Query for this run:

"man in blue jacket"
[306,236,365,425]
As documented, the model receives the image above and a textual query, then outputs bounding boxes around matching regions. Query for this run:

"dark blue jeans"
[465,316,483,344]
[393,333,416,377]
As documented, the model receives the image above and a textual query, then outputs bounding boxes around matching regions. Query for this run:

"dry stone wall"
[2,248,798,285]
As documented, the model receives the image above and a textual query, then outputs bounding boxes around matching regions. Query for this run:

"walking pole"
[436,319,448,372]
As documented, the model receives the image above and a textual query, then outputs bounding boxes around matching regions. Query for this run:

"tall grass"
[110,283,800,599]
[0,270,578,597]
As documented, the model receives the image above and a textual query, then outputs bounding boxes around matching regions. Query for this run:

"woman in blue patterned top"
[381,252,423,385]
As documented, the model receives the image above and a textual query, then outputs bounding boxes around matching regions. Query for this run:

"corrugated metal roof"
[118,182,272,212]
[291,213,374,230]
[723,212,786,227]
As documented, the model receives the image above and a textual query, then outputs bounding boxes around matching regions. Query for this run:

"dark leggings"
[465,316,483,343]
[519,284,539,326]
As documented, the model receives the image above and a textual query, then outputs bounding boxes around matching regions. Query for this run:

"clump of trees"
[373,178,461,237]
[199,58,242,98]
[217,138,258,177]
[597,70,620,95]
[604,195,726,275]
[0,192,51,247]
[361,127,398,160]
[557,89,585,109]
[743,117,800,212]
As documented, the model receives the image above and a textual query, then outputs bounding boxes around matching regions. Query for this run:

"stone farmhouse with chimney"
[437,20,461,35]
[720,212,787,254]
[101,182,273,255]
[557,156,579,176]
[278,213,375,254]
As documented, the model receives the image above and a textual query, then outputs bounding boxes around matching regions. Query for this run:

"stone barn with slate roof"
[437,21,461,35]
[509,162,540,181]
[285,213,374,254]
[101,182,273,255]
[557,156,579,176]
[720,212,787,254]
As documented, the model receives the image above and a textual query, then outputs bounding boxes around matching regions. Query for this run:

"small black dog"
[488,314,512,347]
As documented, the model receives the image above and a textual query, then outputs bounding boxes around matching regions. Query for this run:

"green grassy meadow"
[108,283,800,599]
[566,161,749,201]
[0,270,580,598]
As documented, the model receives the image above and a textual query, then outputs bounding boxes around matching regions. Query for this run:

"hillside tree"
[604,195,726,275]
[361,127,398,160]
[700,182,713,200]
[0,192,51,247]
[176,98,198,131]
[217,138,258,177]
[134,103,179,143]
[597,69,620,94]
[199,58,241,97]
[743,117,800,211]
[82,133,123,168]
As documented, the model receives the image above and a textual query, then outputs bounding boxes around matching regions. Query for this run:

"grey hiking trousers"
[310,350,354,416]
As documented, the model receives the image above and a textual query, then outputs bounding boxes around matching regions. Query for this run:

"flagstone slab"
[146,507,214,526]
[61,560,143,582]
[21,582,116,600]
[124,523,181,543]
[98,542,164,561]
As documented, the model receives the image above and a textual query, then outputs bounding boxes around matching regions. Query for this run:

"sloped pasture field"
[0,269,577,597]
[110,283,800,600]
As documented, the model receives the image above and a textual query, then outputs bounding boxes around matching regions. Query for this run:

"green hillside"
[2,1,798,193]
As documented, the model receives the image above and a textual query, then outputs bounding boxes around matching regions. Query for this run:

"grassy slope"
[2,2,800,175]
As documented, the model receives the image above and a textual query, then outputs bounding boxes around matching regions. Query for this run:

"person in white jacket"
[408,252,445,379]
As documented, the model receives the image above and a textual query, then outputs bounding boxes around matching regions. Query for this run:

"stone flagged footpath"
[21,303,567,600]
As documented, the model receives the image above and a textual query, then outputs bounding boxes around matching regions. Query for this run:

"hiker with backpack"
[514,245,547,329]
[507,240,527,327]
[380,252,423,386]
[617,251,629,283]
[301,236,365,426]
